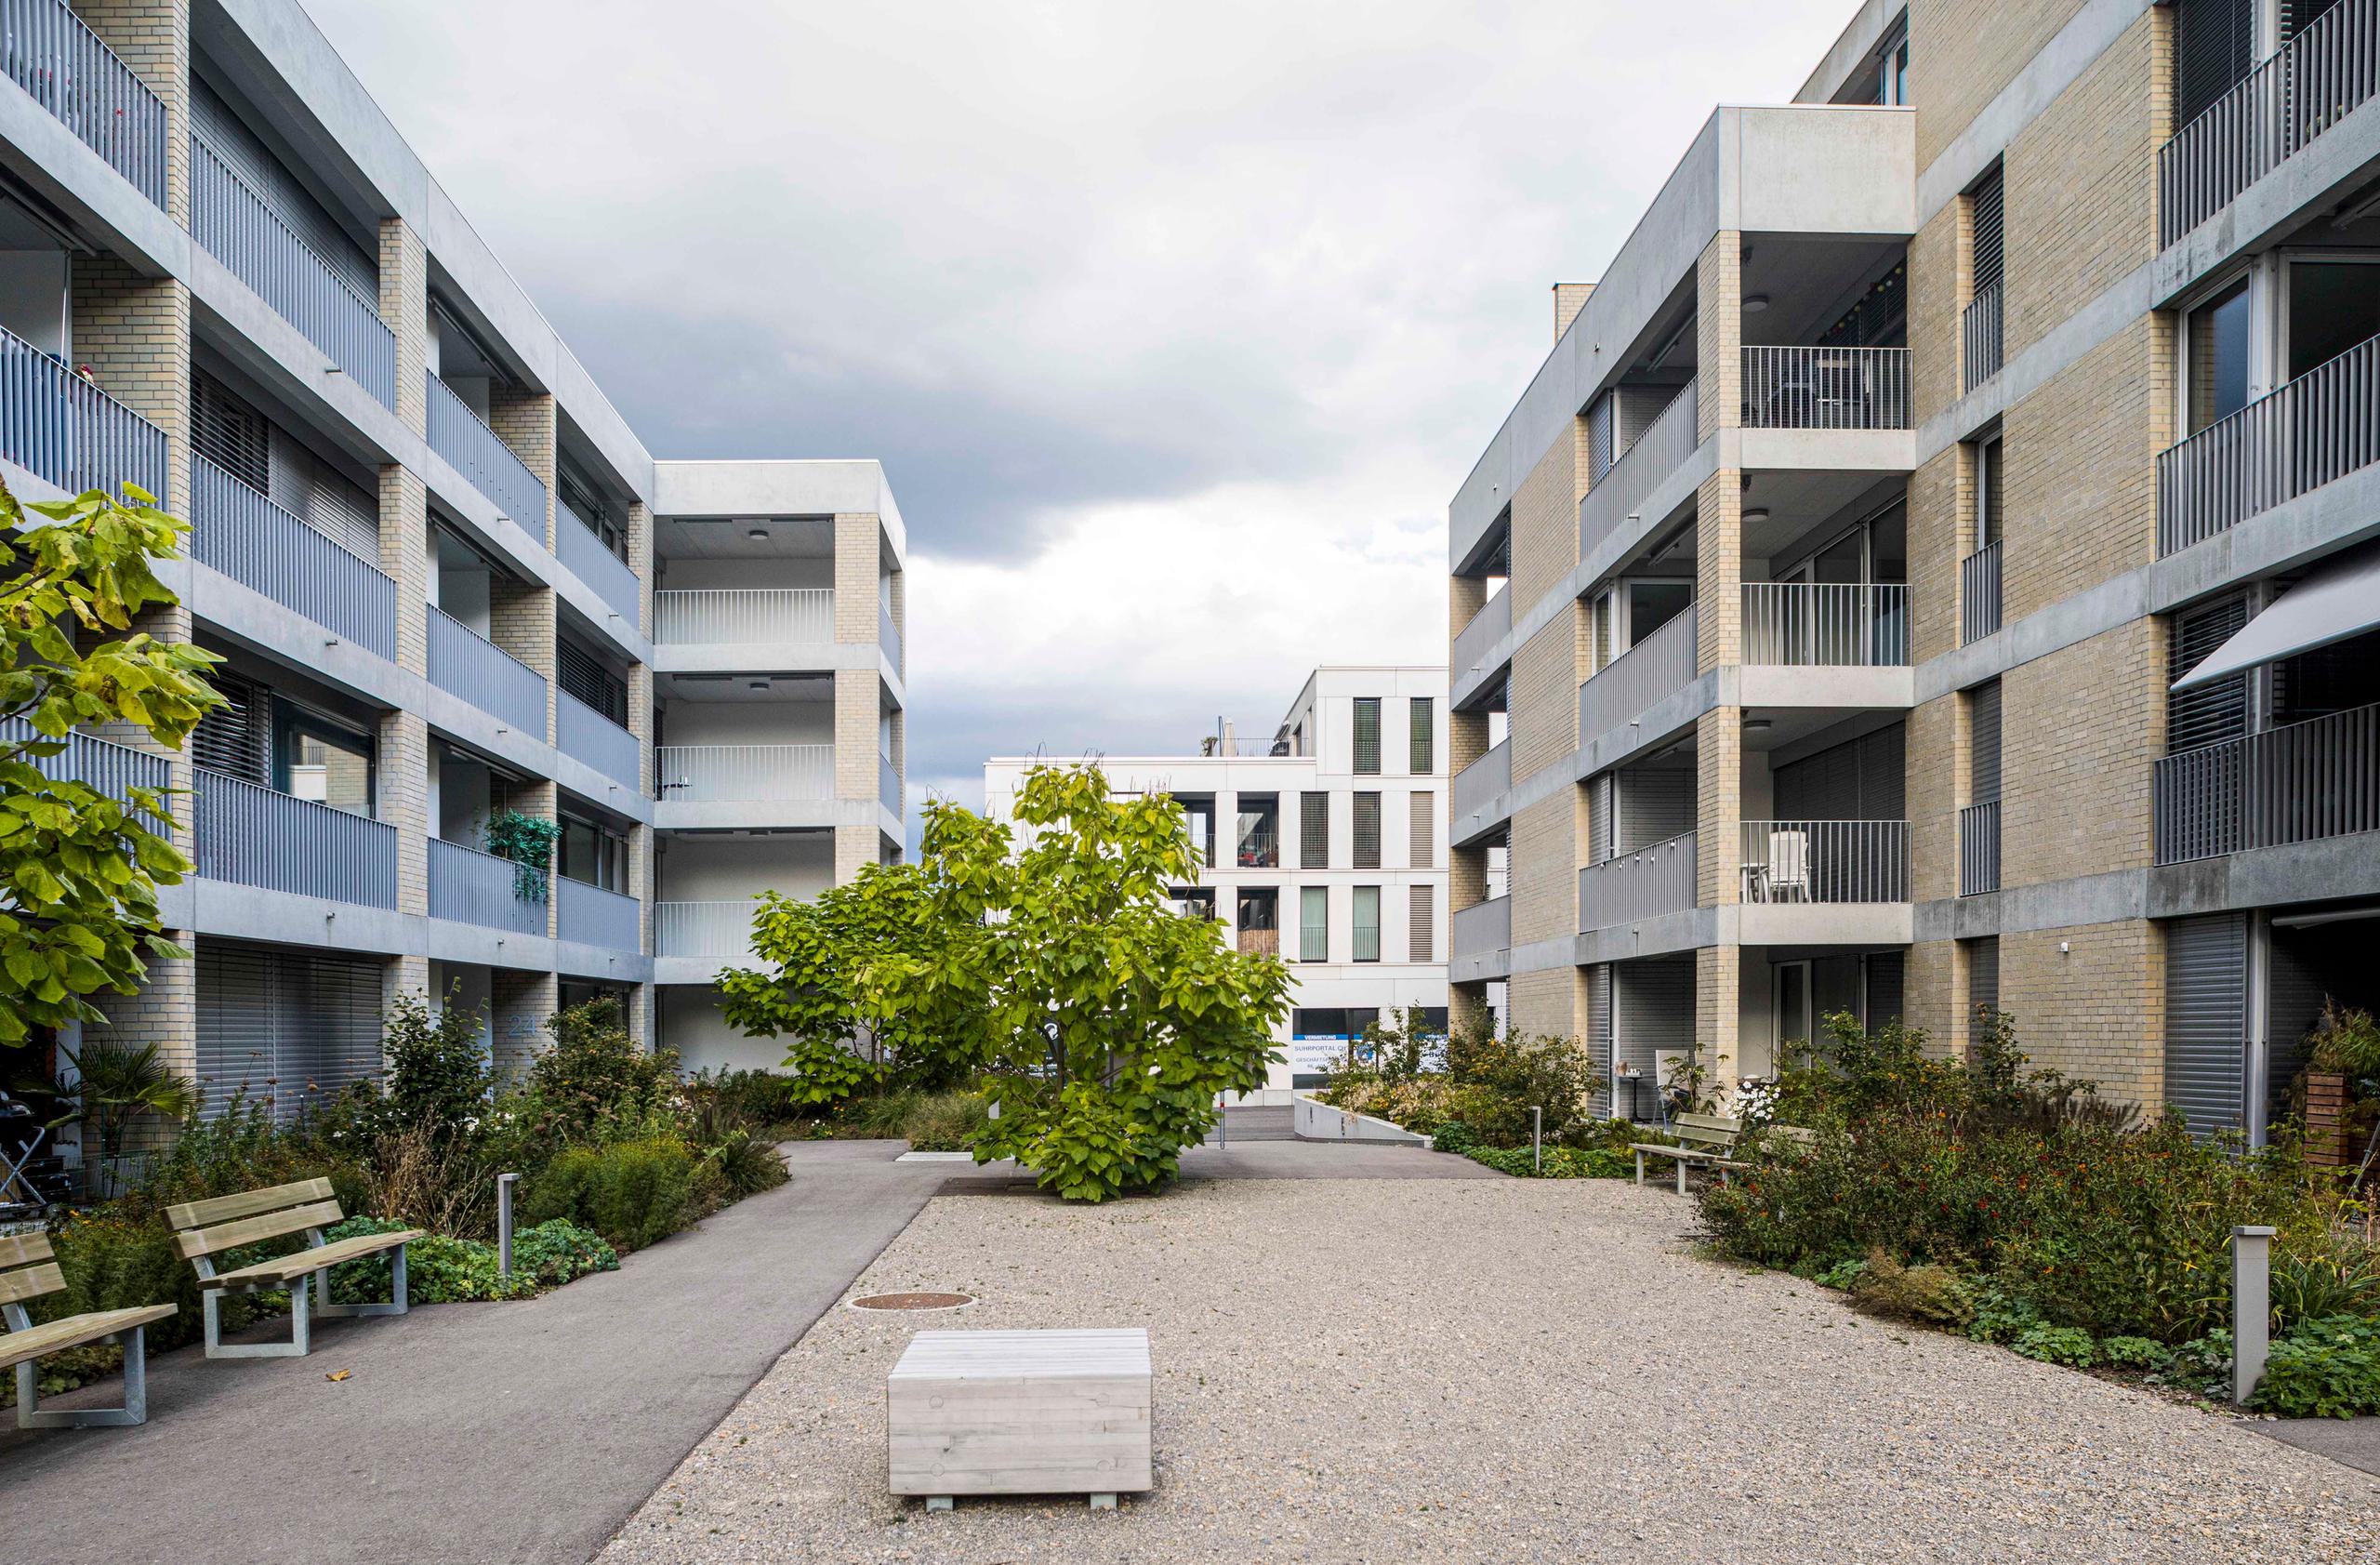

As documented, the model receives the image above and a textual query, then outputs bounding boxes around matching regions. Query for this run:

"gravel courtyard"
[601,1176,2380,1565]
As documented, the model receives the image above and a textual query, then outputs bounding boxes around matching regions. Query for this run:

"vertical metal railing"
[1736,819,1910,903]
[880,751,902,819]
[1450,583,1511,691]
[2157,331,2380,556]
[1962,282,2003,394]
[426,371,548,527]
[1959,800,2001,895]
[1960,539,2003,644]
[1579,603,1699,740]
[427,604,548,735]
[1741,582,1910,666]
[1579,379,1699,559]
[1451,736,1511,823]
[193,768,396,908]
[2155,701,2380,864]
[555,497,641,628]
[1578,829,1698,931]
[555,875,641,950]
[1740,346,1911,430]
[189,135,395,408]
[654,900,755,959]
[190,453,395,659]
[0,0,166,206]
[654,744,832,801]
[1451,895,1511,960]
[0,718,169,815]
[651,588,833,643]
[879,599,902,672]
[428,837,547,935]
[0,324,168,498]
[2159,0,2379,246]
[556,687,640,789]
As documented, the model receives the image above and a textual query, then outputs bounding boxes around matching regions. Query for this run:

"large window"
[1976,432,2003,551]
[1174,795,1216,866]
[561,812,628,890]
[1300,886,1329,962]
[1236,794,1278,869]
[1408,884,1435,962]
[1352,886,1382,962]
[1352,696,1382,774]
[279,710,375,816]
[2185,274,2252,435]
[1408,696,1435,774]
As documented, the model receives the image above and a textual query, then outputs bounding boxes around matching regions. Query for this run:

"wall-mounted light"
[1742,508,1771,525]
[746,527,769,541]
[1743,718,1773,732]
[1743,294,1771,314]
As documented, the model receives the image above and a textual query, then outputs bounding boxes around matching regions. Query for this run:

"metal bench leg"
[925,1496,954,1513]
[314,1243,410,1320]
[14,1327,150,1427]
[1677,1159,1688,1198]
[1633,1150,1646,1187]
[205,1280,313,1358]
[1090,1492,1118,1511]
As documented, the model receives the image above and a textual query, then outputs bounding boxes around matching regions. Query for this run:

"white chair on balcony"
[1763,829,1811,904]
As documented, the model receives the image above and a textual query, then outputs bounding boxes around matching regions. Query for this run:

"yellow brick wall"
[1694,470,1742,672]
[2001,617,2164,887]
[1695,945,1740,1084]
[1904,939,1959,1054]
[1908,199,1964,427]
[1509,617,1577,780]
[1509,792,1574,948]
[2002,319,2162,621]
[1507,968,1574,1043]
[1694,706,1742,907]
[1507,428,1580,615]
[1908,445,1965,665]
[2002,920,2163,1107]
[1695,233,1740,444]
[1907,692,1960,903]
[1910,0,2090,169]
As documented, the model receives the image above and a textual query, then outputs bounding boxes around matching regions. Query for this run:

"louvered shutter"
[1587,394,1616,484]
[1408,790,1435,868]
[1971,682,2003,803]
[1965,935,2001,1026]
[192,80,378,301]
[190,674,269,784]
[1615,955,1695,1085]
[2169,593,2251,750]
[1970,166,2004,295]
[2164,913,2247,1136]
[192,372,269,492]
[1408,696,1435,773]
[269,427,378,560]
[1864,951,1905,1028]
[1586,964,1615,1116]
[2175,0,2256,126]
[1408,883,1435,963]
[198,944,385,1122]
[559,642,627,723]
[1300,791,1330,869]
[1353,792,1382,869]
[1352,698,1382,774]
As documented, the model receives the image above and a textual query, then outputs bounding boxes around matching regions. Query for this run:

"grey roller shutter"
[1969,166,2004,296]
[192,79,378,301]
[2175,0,2256,126]
[2267,930,2327,1133]
[1616,763,1695,849]
[1587,394,1616,484]
[2169,593,2252,751]
[198,943,386,1121]
[1353,792,1382,869]
[269,427,379,561]
[1586,964,1614,1117]
[1408,790,1435,868]
[1408,883,1435,963]
[189,673,270,785]
[2164,913,2247,1137]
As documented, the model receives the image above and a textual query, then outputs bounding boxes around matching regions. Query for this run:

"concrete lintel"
[652,462,906,564]
[2149,830,2380,920]
[1733,902,1912,947]
[1575,907,1714,964]
[653,642,856,677]
[1730,427,1916,474]
[2147,463,2380,615]
[1739,664,1913,710]
[2154,99,2380,308]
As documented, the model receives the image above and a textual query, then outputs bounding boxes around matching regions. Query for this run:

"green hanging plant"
[484,809,561,902]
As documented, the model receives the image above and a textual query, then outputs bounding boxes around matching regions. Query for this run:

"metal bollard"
[497,1173,521,1279]
[2232,1225,2274,1406]
[1532,1107,1542,1174]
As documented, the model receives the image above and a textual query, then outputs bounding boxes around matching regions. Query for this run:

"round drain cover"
[851,1291,974,1311]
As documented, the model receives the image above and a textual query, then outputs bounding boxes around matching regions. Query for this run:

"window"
[278,708,375,816]
[560,813,628,890]
[1175,795,1216,866]
[192,370,269,491]
[2168,592,2252,752]
[1352,696,1382,774]
[1353,791,1382,869]
[1300,885,1329,962]
[1871,14,1910,104]
[1626,579,1692,645]
[1408,883,1435,963]
[1169,886,1217,921]
[560,471,627,562]
[1408,696,1435,774]
[559,640,628,725]
[1408,789,1435,868]
[2184,274,2253,435]
[1300,790,1329,869]
[191,672,271,785]
[1352,887,1382,962]
[1976,433,2003,551]
[1235,794,1279,869]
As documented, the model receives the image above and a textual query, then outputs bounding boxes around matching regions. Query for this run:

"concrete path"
[2260,1416,2380,1479]
[0,1140,950,1565]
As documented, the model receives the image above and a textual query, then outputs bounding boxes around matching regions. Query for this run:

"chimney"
[1554,281,1595,342]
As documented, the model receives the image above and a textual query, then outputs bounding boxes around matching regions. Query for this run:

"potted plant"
[483,809,562,902]
[2304,1001,2380,1171]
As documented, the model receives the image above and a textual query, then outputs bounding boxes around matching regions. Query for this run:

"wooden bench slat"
[165,1177,336,1233]
[176,1199,346,1260]
[0,1260,65,1306]
[0,1231,56,1269]
[201,1227,424,1290]
[0,1304,178,1372]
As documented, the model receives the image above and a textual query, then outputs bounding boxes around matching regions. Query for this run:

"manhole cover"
[851,1291,975,1311]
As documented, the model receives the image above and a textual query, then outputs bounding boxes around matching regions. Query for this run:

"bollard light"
[2232,1225,2275,1406]
[1532,1106,1542,1174]
[497,1172,521,1279]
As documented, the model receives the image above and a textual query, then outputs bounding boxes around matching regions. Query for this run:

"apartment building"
[1448,0,2379,1141]
[0,0,906,1120]
[985,669,1449,1098]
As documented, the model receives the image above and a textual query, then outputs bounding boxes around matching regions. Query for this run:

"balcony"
[1962,282,2003,394]
[1450,584,1511,694]
[655,900,754,961]
[426,372,546,527]
[1736,819,1909,904]
[1580,829,1697,933]
[427,605,548,736]
[2154,700,2380,864]
[1742,582,1909,667]
[0,325,168,499]
[556,875,639,950]
[191,453,395,660]
[428,837,546,935]
[2156,331,2380,557]
[1961,541,2003,644]
[0,0,166,204]
[1580,380,1698,561]
[557,497,640,628]
[1236,926,1280,958]
[880,751,902,817]
[653,589,832,645]
[879,600,903,671]
[1740,346,1911,431]
[1580,603,1699,742]
[1451,737,1511,826]
[190,135,395,408]
[1960,801,2001,895]
[0,720,168,815]
[557,688,639,789]
[193,768,396,908]
[656,744,831,802]
[1451,894,1511,960]
[2159,0,2379,247]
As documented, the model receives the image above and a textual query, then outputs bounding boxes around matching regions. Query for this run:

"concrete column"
[380,708,429,920]
[1694,708,1743,908]
[378,465,430,676]
[75,0,190,227]
[492,968,557,1082]
[834,668,878,802]
[833,513,880,643]
[1695,232,1741,445]
[488,577,558,744]
[834,824,880,885]
[1695,945,1740,1101]
[382,953,429,1021]
[377,218,429,438]
[1694,472,1744,676]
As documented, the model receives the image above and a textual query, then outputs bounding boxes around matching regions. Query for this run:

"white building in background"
[985,668,1449,1100]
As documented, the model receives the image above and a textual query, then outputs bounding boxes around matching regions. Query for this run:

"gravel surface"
[599,1178,2380,1564]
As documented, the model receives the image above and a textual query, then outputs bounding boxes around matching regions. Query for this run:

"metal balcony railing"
[1740,346,1911,431]
[2157,331,2380,556]
[0,324,167,499]
[655,900,756,960]
[1299,921,1329,962]
[656,743,831,802]
[1960,800,2001,895]
[879,600,902,671]
[556,687,639,789]
[1961,540,2003,644]
[427,605,548,735]
[1736,819,1910,904]
[555,875,640,950]
[1742,582,1910,667]
[0,718,169,815]
[652,588,833,644]
[190,135,394,408]
[556,497,641,627]
[193,768,395,908]
[426,371,547,527]
[1451,737,1511,824]
[1237,926,1281,958]
[1450,583,1511,690]
[1962,282,2003,393]
[0,0,167,205]
[191,453,395,659]
[2159,0,2379,246]
[1451,894,1511,959]
[428,837,546,935]
[1580,603,1699,741]
[2154,700,2380,864]
[1579,829,1697,931]
[1580,379,1698,560]
[880,751,902,818]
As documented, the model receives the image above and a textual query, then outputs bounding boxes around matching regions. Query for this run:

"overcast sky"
[302,0,1853,840]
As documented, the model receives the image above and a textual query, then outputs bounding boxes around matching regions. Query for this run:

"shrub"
[1812,1255,1869,1292]
[321,1215,617,1303]
[695,1125,790,1200]
[1461,1145,1633,1179]
[510,1219,621,1286]
[1850,1251,1975,1328]
[2250,1316,2380,1419]
[685,1068,798,1128]
[2098,1335,2173,1372]
[521,1136,694,1252]
[1431,1120,1477,1155]
[512,999,686,1156]
[2012,1323,2097,1367]
[2171,1330,2234,1388]
[2270,1241,2380,1333]
[379,988,496,1136]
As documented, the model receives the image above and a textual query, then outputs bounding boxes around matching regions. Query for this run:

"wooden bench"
[1632,1115,1818,1195]
[889,1329,1152,1510]
[167,1178,422,1359]
[2,1230,177,1428]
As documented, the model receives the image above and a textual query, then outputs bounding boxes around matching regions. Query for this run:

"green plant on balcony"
[483,809,560,902]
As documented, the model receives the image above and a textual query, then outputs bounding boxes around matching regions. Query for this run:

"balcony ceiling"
[655,670,833,704]
[657,517,835,559]
[1739,235,1903,348]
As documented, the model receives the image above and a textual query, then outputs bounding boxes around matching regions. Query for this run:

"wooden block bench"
[167,1178,422,1359]
[1633,1115,1818,1195]
[2,1231,177,1428]
[889,1328,1152,1510]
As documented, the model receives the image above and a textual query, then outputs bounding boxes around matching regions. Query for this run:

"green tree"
[0,479,222,1047]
